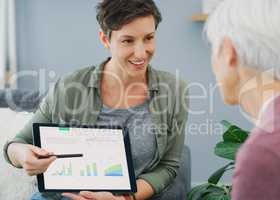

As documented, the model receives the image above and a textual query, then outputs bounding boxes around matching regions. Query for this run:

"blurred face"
[211,38,240,105]
[100,15,156,77]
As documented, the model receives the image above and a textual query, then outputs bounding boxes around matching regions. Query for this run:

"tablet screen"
[33,123,136,193]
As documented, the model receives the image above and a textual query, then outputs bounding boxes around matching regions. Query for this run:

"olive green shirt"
[3,59,188,199]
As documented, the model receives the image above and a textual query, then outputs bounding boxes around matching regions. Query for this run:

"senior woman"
[3,0,188,200]
[206,0,280,199]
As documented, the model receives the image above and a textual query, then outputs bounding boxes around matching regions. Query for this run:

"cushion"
[0,108,37,200]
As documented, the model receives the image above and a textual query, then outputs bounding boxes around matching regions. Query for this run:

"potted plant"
[187,120,250,200]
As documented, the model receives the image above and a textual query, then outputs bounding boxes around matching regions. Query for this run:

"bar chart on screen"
[51,161,73,176]
[104,164,123,176]
[40,126,131,190]
[80,163,98,176]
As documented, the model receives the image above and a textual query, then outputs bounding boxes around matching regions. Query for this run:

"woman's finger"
[62,193,86,200]
[35,156,56,168]
[24,156,56,174]
[79,191,98,198]
[30,145,50,156]
[80,191,113,199]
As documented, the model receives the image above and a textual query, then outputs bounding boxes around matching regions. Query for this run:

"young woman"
[4,0,188,200]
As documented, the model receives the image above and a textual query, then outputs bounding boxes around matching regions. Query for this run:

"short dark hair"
[96,0,162,37]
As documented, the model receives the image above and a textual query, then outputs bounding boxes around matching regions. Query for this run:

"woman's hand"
[62,191,126,200]
[8,143,56,176]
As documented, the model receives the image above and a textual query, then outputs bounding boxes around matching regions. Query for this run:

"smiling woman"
[3,1,189,200]
[100,16,155,76]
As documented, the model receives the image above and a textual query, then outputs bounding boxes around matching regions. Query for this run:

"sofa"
[0,90,191,200]
[0,108,37,200]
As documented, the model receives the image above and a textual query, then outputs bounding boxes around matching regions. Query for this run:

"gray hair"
[205,0,280,78]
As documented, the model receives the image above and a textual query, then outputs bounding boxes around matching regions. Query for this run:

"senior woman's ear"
[99,30,110,49]
[212,37,241,105]
[221,37,238,69]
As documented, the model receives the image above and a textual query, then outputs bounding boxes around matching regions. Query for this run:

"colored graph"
[80,163,98,176]
[59,127,70,134]
[51,162,72,176]
[104,164,123,176]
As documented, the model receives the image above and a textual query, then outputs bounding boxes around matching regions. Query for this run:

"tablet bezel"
[32,123,137,194]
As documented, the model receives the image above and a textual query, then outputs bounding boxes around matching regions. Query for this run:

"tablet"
[32,123,137,194]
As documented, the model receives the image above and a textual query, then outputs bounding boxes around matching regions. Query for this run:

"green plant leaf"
[187,183,232,200]
[201,192,223,200]
[187,183,211,200]
[221,195,231,200]
[208,162,234,184]
[202,193,230,200]
[189,121,245,200]
[215,142,242,160]
[221,120,232,129]
[201,185,231,200]
[222,125,249,143]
